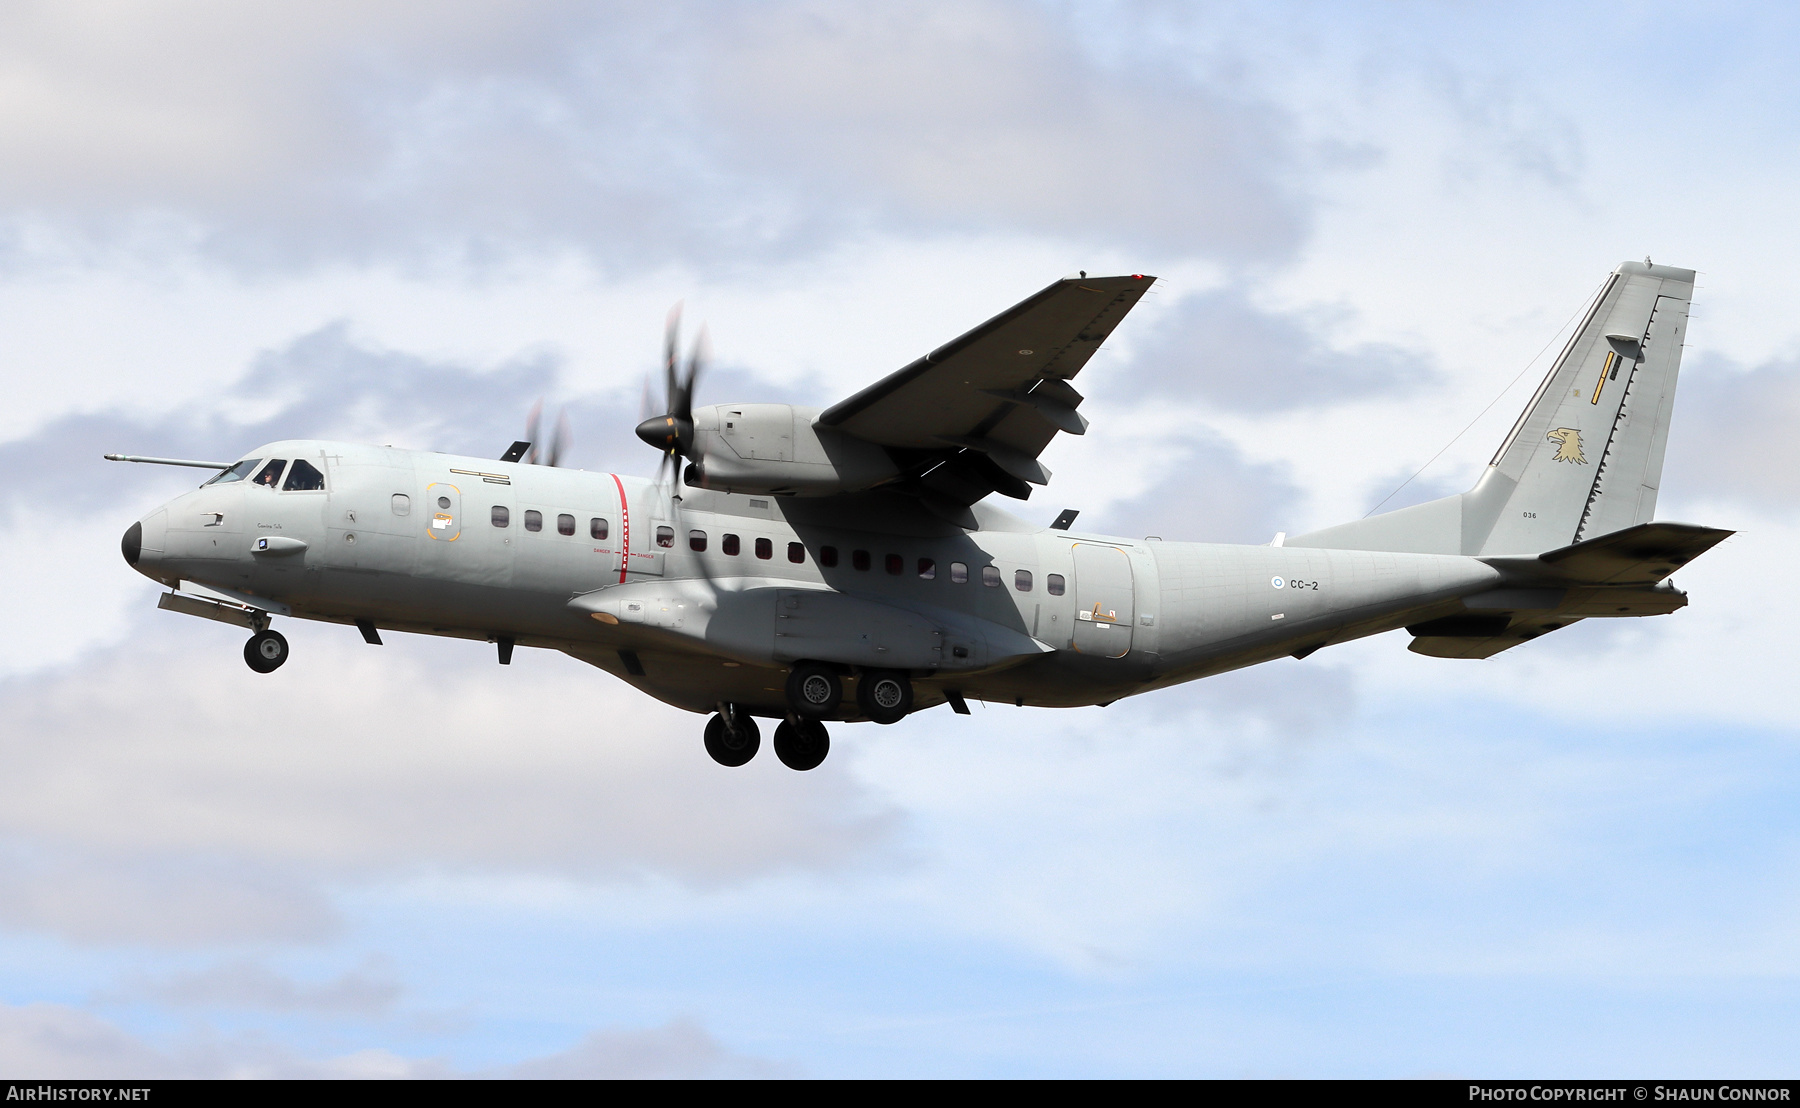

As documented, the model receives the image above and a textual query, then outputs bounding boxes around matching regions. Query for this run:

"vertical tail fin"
[1290,259,1695,557]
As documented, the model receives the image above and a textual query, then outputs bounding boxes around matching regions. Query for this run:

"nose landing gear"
[243,629,289,673]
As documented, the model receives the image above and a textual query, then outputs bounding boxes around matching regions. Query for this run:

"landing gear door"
[1071,544,1133,658]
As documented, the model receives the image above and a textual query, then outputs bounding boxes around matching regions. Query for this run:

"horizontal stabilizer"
[1408,616,1579,659]
[1483,521,1732,586]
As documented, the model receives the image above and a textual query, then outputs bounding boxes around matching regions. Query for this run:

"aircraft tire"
[703,712,761,767]
[244,630,289,673]
[856,670,912,725]
[773,719,829,771]
[785,662,842,718]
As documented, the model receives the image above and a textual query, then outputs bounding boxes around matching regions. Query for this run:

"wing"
[818,274,1155,508]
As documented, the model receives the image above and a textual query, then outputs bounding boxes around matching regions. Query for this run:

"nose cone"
[125,508,169,581]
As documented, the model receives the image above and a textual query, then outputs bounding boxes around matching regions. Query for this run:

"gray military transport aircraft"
[114,261,1729,771]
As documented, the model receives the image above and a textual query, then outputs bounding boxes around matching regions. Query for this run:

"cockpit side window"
[253,460,288,488]
[205,459,262,486]
[282,459,326,491]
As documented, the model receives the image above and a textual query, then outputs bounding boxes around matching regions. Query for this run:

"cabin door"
[1070,544,1134,658]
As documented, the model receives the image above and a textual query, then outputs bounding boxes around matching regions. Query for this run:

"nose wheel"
[243,629,289,673]
[703,710,761,767]
[773,718,830,771]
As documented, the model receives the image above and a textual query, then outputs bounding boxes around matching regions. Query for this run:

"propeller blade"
[638,375,656,423]
[663,303,682,420]
[548,409,570,468]
[525,399,543,466]
[676,325,708,425]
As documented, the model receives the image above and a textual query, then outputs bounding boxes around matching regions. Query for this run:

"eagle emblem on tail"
[1546,427,1587,464]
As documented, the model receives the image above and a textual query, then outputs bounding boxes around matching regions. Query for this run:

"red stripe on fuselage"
[610,472,629,583]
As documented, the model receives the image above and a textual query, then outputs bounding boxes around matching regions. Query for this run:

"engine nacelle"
[685,404,902,496]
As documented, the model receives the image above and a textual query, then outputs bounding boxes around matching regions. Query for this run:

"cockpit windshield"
[204,459,262,486]
[283,459,325,491]
[252,459,288,488]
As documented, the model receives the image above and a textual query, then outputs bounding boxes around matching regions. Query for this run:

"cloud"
[0,1000,767,1078]
[120,961,401,1017]
[0,1,1306,271]
[700,2,1304,264]
[1116,285,1434,413]
[1089,431,1302,546]
[1659,354,1800,511]
[497,1018,786,1079]
[0,636,900,946]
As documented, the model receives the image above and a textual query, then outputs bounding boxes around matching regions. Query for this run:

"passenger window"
[723,533,740,556]
[656,525,675,548]
[1015,569,1033,592]
[690,530,707,552]
[557,513,575,536]
[788,541,805,564]
[755,537,772,560]
[590,517,609,540]
[282,459,325,491]
[852,549,870,571]
[819,545,838,567]
[917,557,936,580]
[982,565,1001,587]
[492,505,510,527]
[885,554,903,575]
[524,509,543,532]
[392,494,411,516]
[1047,573,1066,596]
[253,460,287,488]
[950,561,968,583]
[207,459,261,486]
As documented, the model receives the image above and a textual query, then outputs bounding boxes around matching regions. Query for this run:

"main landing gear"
[773,718,829,771]
[243,629,289,673]
[703,710,761,767]
[702,707,831,772]
[703,665,919,770]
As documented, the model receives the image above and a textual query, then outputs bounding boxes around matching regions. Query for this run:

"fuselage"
[126,439,1504,718]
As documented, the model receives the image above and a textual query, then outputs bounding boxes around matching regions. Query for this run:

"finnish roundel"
[1271,576,1285,589]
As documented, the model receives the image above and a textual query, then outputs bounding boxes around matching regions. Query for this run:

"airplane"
[112,260,1730,771]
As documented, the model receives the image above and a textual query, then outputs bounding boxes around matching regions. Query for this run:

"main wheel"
[784,661,842,718]
[703,712,761,767]
[244,629,289,673]
[773,719,830,771]
[855,669,913,725]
